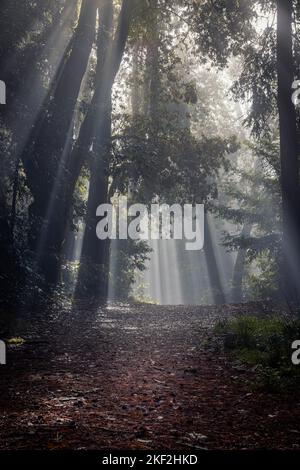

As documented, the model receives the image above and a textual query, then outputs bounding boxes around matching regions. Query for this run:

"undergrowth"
[215,315,300,391]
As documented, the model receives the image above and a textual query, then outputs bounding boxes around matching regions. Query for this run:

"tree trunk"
[145,0,161,119]
[75,104,112,299]
[277,0,300,299]
[68,0,137,190]
[22,0,135,287]
[73,0,136,299]
[231,223,252,303]
[24,0,98,191]
[24,0,98,284]
[204,213,226,305]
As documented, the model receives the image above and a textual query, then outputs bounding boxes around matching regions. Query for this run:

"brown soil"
[0,302,299,450]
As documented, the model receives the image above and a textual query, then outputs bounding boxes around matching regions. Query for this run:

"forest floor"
[0,301,300,450]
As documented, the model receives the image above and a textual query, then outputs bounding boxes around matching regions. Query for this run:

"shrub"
[215,315,300,390]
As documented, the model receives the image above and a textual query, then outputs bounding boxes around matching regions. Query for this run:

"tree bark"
[23,0,99,284]
[231,223,252,303]
[75,0,114,299]
[68,0,137,189]
[277,0,300,299]
[24,0,98,191]
[74,0,136,299]
[204,213,226,305]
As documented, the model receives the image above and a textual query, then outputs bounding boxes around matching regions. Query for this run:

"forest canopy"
[0,0,300,307]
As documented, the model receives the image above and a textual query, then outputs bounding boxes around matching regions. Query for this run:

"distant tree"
[218,137,282,301]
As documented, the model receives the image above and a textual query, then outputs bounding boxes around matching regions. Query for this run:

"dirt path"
[0,302,300,450]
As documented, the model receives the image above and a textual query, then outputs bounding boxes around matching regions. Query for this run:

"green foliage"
[185,0,256,67]
[112,114,236,206]
[109,239,152,300]
[231,28,277,136]
[131,280,158,304]
[1,0,299,307]
[0,0,74,305]
[7,337,25,346]
[216,315,300,390]
[61,238,152,301]
[245,251,280,301]
[69,257,108,299]
[217,133,282,301]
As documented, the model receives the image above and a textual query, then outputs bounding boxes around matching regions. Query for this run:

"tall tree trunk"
[277,0,300,299]
[24,0,98,284]
[204,213,226,305]
[74,0,136,299]
[131,43,143,116]
[75,0,114,299]
[231,159,259,303]
[231,223,252,303]
[145,0,161,119]
[68,0,137,190]
[24,0,98,191]
[76,105,112,299]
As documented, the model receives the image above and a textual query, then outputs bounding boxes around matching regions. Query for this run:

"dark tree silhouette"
[277,0,300,299]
